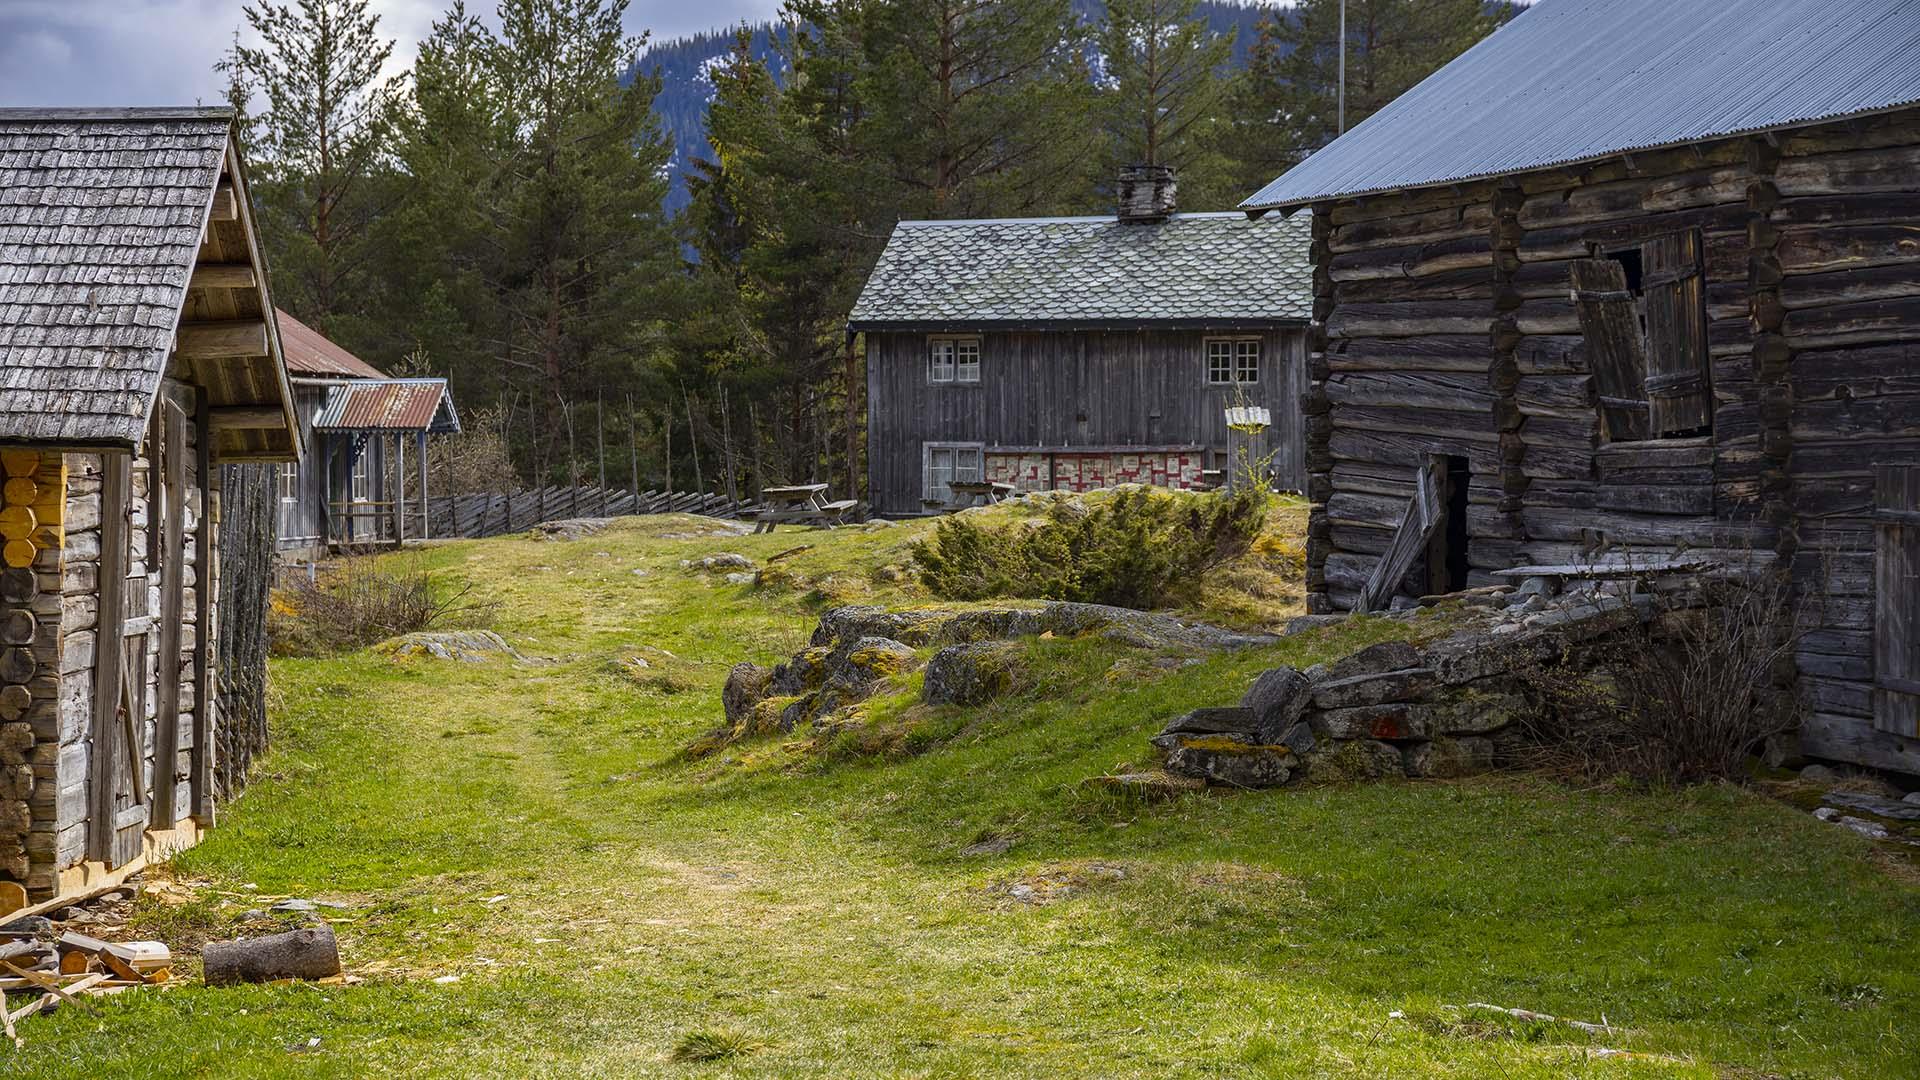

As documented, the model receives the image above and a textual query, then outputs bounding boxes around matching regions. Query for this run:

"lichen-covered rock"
[1241,666,1310,743]
[809,602,1277,653]
[1310,668,1437,710]
[1080,771,1207,801]
[1425,686,1529,735]
[1160,733,1297,788]
[684,552,756,572]
[769,646,832,695]
[1314,703,1427,741]
[531,517,611,541]
[1300,738,1405,782]
[374,630,522,663]
[1160,706,1257,737]
[1309,640,1420,684]
[924,641,1020,706]
[722,663,771,726]
[1403,736,1497,778]
[824,637,919,694]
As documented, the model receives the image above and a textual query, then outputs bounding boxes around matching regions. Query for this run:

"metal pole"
[1338,0,1347,135]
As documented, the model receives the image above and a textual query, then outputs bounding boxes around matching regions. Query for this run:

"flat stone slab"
[1315,703,1426,741]
[1311,668,1437,710]
[1161,706,1259,737]
[1822,791,1920,821]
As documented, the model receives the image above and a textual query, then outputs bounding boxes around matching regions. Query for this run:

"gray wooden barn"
[849,168,1313,517]
[274,309,460,558]
[0,107,298,910]
[1240,0,1920,774]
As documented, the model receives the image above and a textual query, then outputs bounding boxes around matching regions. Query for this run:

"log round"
[0,568,32,603]
[202,925,341,986]
[0,647,32,685]
[0,608,32,647]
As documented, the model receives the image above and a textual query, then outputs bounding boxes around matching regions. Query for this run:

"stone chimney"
[1117,164,1176,224]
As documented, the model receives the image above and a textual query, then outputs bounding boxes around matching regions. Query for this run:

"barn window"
[924,443,984,502]
[1570,230,1710,441]
[349,451,371,503]
[1206,338,1260,384]
[278,462,299,502]
[929,337,981,384]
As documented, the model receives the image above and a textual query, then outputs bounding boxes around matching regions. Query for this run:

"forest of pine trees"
[223,0,1508,497]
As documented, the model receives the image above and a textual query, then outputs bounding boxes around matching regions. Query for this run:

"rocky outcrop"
[923,642,1020,706]
[1154,590,1668,789]
[810,602,1276,653]
[374,630,523,663]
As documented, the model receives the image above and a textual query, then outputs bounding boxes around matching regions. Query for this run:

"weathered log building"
[1241,0,1920,774]
[275,310,460,557]
[851,168,1313,516]
[0,107,298,909]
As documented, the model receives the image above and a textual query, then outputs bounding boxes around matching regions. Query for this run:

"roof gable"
[1243,0,1920,210]
[848,211,1312,330]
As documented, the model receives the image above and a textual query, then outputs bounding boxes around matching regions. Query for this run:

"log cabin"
[274,310,460,558]
[1240,0,1920,775]
[0,107,298,911]
[850,167,1313,516]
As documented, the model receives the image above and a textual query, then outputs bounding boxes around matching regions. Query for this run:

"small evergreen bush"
[913,487,1268,610]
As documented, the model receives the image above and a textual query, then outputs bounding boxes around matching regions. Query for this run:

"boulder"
[722,663,771,727]
[1403,736,1497,779]
[1800,763,1841,784]
[769,647,832,696]
[1310,668,1436,710]
[531,517,612,541]
[1314,703,1427,741]
[924,642,1020,707]
[373,630,523,663]
[1425,687,1530,735]
[1283,614,1348,636]
[1241,667,1310,743]
[1300,739,1404,782]
[1160,706,1257,737]
[684,552,756,572]
[1821,791,1920,822]
[823,637,919,694]
[1159,733,1296,788]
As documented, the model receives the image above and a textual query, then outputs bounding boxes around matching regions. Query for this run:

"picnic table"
[752,483,858,533]
[945,480,1018,508]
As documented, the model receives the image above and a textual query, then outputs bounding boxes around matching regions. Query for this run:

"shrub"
[912,486,1269,610]
[269,555,494,656]
[1520,576,1802,786]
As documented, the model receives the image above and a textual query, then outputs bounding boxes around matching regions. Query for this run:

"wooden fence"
[426,485,760,540]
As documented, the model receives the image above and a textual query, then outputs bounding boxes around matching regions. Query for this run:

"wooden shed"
[1240,0,1920,774]
[850,167,1313,516]
[274,310,460,557]
[0,107,298,910]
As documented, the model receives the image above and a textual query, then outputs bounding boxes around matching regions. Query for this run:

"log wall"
[1302,108,1920,773]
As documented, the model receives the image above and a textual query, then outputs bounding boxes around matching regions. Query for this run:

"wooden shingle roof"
[0,107,297,458]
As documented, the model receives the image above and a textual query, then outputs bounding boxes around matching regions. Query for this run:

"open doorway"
[1427,455,1472,595]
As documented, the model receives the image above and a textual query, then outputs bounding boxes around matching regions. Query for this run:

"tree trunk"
[203,926,342,986]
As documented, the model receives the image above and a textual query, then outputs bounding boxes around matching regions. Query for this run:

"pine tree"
[1228,0,1506,193]
[855,0,1102,218]
[1099,0,1239,209]
[220,0,399,323]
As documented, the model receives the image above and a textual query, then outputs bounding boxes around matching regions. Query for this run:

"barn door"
[1359,457,1446,613]
[88,453,149,867]
[1569,259,1651,441]
[1874,465,1920,737]
[1641,231,1711,437]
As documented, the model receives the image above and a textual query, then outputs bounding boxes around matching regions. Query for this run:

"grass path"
[11,514,1919,1078]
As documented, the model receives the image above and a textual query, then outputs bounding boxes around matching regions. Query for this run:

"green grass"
[13,512,1918,1078]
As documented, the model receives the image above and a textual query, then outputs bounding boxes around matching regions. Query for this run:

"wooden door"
[88,453,149,867]
[1641,231,1711,437]
[152,399,187,828]
[1569,258,1651,442]
[1874,465,1920,737]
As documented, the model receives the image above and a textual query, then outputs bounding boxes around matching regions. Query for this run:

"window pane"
[929,340,955,382]
[956,448,983,482]
[1207,341,1232,383]
[1236,341,1260,383]
[957,340,980,383]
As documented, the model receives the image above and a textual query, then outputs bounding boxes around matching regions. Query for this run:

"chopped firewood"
[107,941,171,974]
[58,951,96,976]
[203,925,341,986]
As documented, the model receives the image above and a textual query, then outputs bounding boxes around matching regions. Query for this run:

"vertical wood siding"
[865,327,1307,515]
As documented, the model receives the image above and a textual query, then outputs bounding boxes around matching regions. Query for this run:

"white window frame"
[1205,337,1261,385]
[923,442,985,502]
[349,451,371,503]
[278,462,299,503]
[929,336,982,384]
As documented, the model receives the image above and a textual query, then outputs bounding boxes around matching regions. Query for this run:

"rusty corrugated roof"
[313,378,460,434]
[1242,0,1920,210]
[276,308,387,379]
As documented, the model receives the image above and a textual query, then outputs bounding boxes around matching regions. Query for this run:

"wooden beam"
[207,405,286,431]
[209,183,237,222]
[188,263,255,291]
[176,320,268,360]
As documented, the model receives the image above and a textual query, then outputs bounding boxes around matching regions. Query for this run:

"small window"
[278,462,299,502]
[1206,339,1260,384]
[929,337,981,384]
[350,453,371,502]
[1570,230,1710,441]
[924,443,984,502]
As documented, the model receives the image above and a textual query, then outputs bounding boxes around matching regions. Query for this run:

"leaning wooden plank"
[1,985,14,1046]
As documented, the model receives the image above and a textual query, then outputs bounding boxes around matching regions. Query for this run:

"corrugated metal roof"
[848,211,1312,329]
[313,378,461,434]
[277,308,387,379]
[1242,0,1920,210]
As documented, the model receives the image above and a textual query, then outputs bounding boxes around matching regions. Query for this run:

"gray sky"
[0,0,781,108]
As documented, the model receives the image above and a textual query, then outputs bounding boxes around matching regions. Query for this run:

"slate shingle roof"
[0,107,233,446]
[848,211,1313,330]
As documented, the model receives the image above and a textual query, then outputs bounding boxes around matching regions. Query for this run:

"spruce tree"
[1099,0,1239,209]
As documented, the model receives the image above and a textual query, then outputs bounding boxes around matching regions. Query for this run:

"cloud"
[0,0,785,108]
